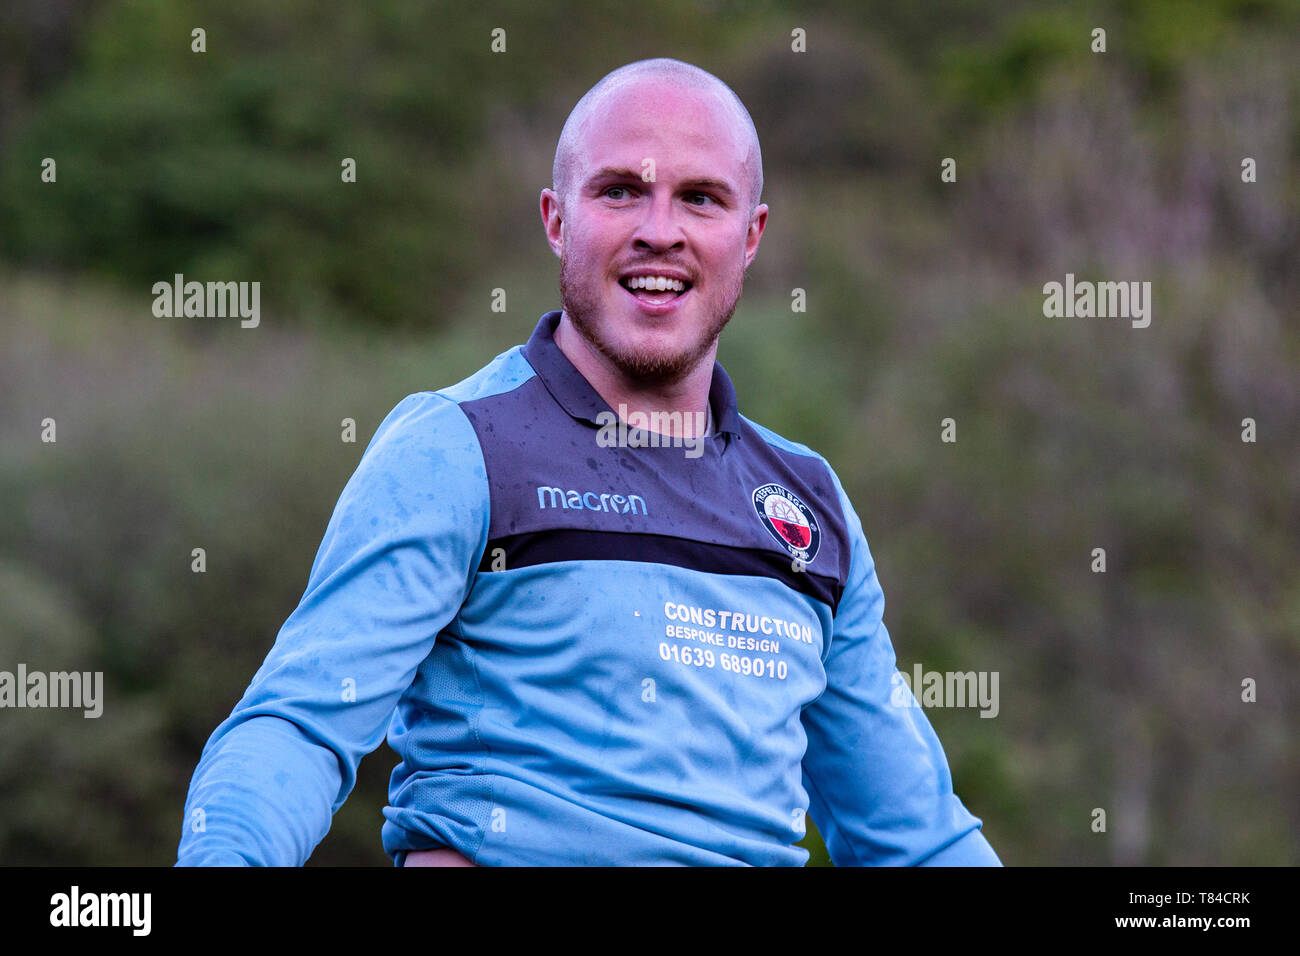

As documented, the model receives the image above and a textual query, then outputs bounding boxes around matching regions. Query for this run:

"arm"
[799,469,1001,866]
[176,392,489,866]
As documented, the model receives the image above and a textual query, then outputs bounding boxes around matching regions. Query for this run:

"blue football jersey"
[175,311,1000,866]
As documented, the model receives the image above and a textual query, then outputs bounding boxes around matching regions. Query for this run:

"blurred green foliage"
[1,0,1297,865]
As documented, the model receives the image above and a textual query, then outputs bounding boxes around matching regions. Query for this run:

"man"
[176,58,1000,867]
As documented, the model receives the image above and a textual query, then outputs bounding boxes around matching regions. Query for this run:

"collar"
[521,311,743,440]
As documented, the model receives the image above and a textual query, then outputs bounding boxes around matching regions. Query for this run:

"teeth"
[624,275,687,292]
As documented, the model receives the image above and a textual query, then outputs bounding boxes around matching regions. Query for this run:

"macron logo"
[536,485,648,515]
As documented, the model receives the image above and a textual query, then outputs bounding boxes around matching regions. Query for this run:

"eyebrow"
[586,166,737,200]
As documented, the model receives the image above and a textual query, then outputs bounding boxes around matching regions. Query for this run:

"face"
[541,78,767,385]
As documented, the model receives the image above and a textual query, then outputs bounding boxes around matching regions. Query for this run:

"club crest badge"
[752,483,820,563]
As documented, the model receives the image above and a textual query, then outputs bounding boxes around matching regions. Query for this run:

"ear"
[540,188,564,259]
[742,203,768,271]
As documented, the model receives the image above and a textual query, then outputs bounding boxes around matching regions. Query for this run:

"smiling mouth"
[618,275,693,305]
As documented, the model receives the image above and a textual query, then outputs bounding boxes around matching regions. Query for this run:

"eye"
[602,185,635,200]
[685,192,714,206]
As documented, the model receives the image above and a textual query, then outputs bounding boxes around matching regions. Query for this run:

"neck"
[555,312,714,439]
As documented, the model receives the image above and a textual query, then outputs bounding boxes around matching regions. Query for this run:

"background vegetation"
[1,0,1297,865]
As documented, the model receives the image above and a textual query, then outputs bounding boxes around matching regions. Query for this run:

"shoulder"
[740,414,827,463]
[738,413,854,512]
[435,345,537,404]
[366,345,539,449]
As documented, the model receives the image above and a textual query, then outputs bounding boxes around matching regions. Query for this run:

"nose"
[630,187,685,253]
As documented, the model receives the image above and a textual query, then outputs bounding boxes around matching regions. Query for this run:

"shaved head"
[552,58,763,215]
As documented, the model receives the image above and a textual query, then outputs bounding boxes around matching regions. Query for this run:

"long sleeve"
[176,392,490,866]
[799,469,1001,866]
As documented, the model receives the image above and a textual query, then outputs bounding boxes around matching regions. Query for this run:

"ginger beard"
[558,245,746,386]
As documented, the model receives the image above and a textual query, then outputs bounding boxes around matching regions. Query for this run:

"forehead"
[573,78,749,186]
